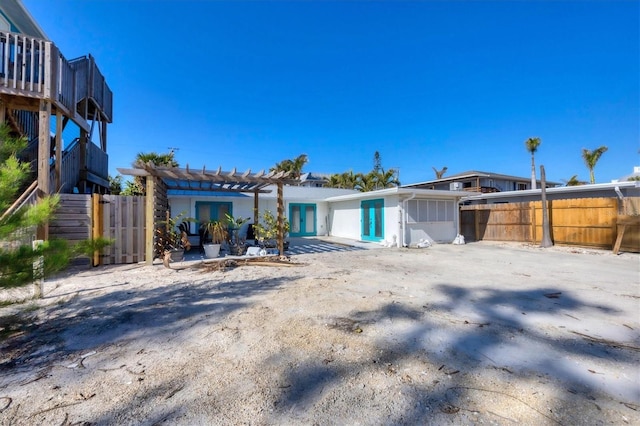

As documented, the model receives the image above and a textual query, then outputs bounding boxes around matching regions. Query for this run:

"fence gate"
[92,194,146,265]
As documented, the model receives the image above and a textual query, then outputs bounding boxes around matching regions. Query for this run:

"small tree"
[0,124,109,293]
[109,174,123,195]
[253,210,290,248]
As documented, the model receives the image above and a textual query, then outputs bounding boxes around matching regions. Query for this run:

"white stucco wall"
[168,187,460,245]
[328,199,361,240]
[328,195,400,243]
[169,193,332,237]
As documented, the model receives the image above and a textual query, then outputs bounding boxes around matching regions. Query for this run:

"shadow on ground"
[269,283,639,424]
[0,273,302,373]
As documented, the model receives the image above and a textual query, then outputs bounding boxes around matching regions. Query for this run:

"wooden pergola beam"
[117,164,300,264]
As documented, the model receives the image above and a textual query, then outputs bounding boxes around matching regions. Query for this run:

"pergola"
[117,163,300,265]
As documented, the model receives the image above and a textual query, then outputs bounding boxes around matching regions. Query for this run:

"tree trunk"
[531,154,537,190]
[540,165,553,248]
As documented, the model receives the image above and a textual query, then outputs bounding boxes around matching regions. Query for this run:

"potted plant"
[225,213,250,256]
[253,210,290,252]
[156,210,194,264]
[202,219,228,258]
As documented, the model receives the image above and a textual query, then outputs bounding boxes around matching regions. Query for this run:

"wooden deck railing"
[70,55,113,122]
[86,139,108,179]
[463,186,500,193]
[0,31,111,121]
[50,139,81,193]
[0,31,76,113]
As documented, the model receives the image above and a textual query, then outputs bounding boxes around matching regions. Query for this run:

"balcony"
[0,31,112,125]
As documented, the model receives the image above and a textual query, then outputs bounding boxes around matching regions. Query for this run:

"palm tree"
[582,146,608,184]
[290,154,308,179]
[375,169,400,189]
[525,137,541,189]
[325,174,344,188]
[340,170,360,190]
[562,175,587,186]
[270,154,308,179]
[133,151,178,168]
[432,166,448,179]
[357,172,377,192]
[124,151,179,195]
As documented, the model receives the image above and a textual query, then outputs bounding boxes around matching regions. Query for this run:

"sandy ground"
[0,240,639,425]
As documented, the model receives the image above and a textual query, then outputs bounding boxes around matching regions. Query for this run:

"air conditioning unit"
[450,182,462,191]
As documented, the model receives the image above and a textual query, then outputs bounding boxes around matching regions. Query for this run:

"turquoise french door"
[289,203,316,237]
[361,199,384,241]
[195,201,231,224]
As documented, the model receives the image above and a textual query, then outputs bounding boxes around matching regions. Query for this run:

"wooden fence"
[93,194,146,265]
[460,197,640,252]
[49,194,92,243]
[49,194,146,265]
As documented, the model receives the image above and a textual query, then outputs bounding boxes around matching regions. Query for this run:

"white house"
[168,185,466,247]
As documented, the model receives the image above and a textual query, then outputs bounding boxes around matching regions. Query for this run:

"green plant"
[253,210,290,248]
[0,123,111,291]
[224,213,249,244]
[204,219,228,244]
[156,211,194,257]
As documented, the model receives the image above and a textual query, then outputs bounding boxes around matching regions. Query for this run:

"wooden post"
[540,165,553,248]
[37,100,51,240]
[145,176,155,265]
[530,203,537,243]
[79,129,88,193]
[277,182,284,255]
[55,110,62,191]
[101,118,107,152]
[92,194,103,266]
[474,206,480,242]
[0,99,6,123]
[253,190,259,225]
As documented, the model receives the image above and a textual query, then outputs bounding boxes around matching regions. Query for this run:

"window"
[407,200,454,223]
[517,183,527,190]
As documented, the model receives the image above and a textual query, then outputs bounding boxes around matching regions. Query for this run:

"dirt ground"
[0,240,639,425]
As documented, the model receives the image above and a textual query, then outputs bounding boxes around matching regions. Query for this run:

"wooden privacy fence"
[460,197,640,252]
[93,194,145,265]
[49,194,146,265]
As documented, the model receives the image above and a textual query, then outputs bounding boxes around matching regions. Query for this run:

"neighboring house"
[168,185,467,247]
[403,170,560,193]
[0,0,113,196]
[460,180,640,205]
[298,172,330,188]
[615,166,640,183]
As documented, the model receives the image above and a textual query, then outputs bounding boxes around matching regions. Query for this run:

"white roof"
[325,187,468,202]
[462,180,640,201]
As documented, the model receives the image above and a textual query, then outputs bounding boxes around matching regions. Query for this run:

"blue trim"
[361,198,384,242]
[289,203,316,237]
[168,189,246,197]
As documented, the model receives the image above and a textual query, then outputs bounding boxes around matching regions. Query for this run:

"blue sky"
[23,0,639,185]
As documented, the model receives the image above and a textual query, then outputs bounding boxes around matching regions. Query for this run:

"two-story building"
[0,0,112,198]
[403,170,560,193]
